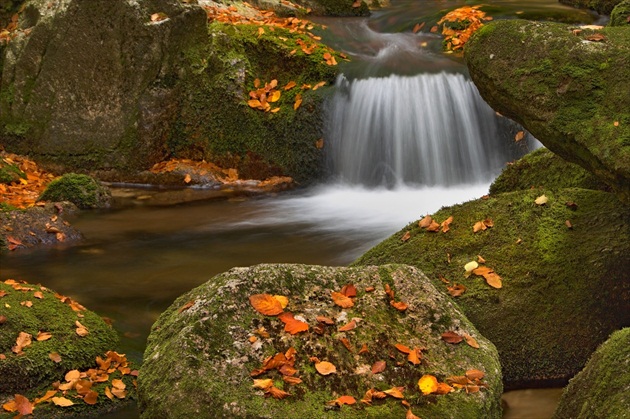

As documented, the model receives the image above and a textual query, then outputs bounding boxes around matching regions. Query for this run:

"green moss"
[0,281,119,398]
[39,173,110,209]
[553,328,630,419]
[354,188,630,388]
[609,0,630,25]
[0,161,26,184]
[311,0,370,16]
[490,148,609,195]
[558,0,623,15]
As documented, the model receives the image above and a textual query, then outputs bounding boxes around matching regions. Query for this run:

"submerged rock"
[0,280,119,397]
[553,328,630,419]
[354,188,629,388]
[139,264,503,418]
[465,20,630,203]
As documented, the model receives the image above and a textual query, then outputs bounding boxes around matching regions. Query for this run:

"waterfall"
[326,72,520,187]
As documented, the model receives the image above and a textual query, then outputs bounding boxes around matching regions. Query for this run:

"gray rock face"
[465,20,630,204]
[138,264,503,419]
[553,328,630,419]
[0,0,207,171]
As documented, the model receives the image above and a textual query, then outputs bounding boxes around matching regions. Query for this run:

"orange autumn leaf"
[408,348,421,365]
[390,300,408,311]
[33,291,44,299]
[267,386,291,399]
[249,294,284,316]
[395,343,411,354]
[284,317,309,335]
[447,283,466,297]
[75,320,89,337]
[418,374,439,395]
[49,352,62,363]
[178,300,195,313]
[12,331,32,353]
[371,360,386,374]
[331,291,354,308]
[441,215,453,233]
[52,396,74,407]
[466,369,485,380]
[284,81,297,90]
[65,369,81,382]
[294,94,302,110]
[315,361,337,375]
[84,390,98,405]
[407,408,421,419]
[418,215,432,228]
[105,386,114,400]
[328,395,356,406]
[34,390,58,405]
[273,295,289,308]
[435,382,454,394]
[384,284,395,300]
[340,283,357,297]
[426,220,440,232]
[464,333,480,349]
[253,378,274,390]
[365,286,375,292]
[339,319,357,332]
[36,331,52,341]
[384,387,405,399]
[282,375,303,385]
[401,230,411,242]
[441,331,463,344]
[316,315,334,325]
[358,343,369,354]
[14,395,33,416]
[339,337,352,352]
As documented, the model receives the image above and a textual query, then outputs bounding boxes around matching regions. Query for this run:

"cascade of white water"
[326,72,518,187]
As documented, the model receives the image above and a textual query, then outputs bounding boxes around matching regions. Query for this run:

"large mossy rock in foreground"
[139,264,503,418]
[354,188,630,388]
[489,148,609,195]
[1,0,207,172]
[39,173,111,209]
[465,21,630,203]
[553,328,630,419]
[0,280,118,397]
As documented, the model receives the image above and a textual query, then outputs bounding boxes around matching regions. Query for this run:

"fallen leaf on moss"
[447,283,466,297]
[339,319,357,332]
[418,215,432,228]
[435,382,454,394]
[52,396,74,407]
[249,294,284,316]
[341,283,357,297]
[390,300,408,311]
[535,194,548,205]
[49,352,62,363]
[75,320,89,337]
[441,215,453,233]
[441,331,463,344]
[401,230,411,242]
[315,361,337,375]
[384,387,405,399]
[408,347,421,365]
[316,315,334,325]
[34,390,57,405]
[178,300,195,313]
[418,374,438,395]
[253,378,274,390]
[358,343,368,354]
[406,408,421,419]
[464,334,480,349]
[328,395,356,406]
[36,331,52,341]
[371,360,386,374]
[12,331,32,353]
[331,291,354,308]
[466,369,485,380]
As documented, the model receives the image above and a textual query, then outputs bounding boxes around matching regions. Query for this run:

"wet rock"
[354,188,630,389]
[139,264,503,418]
[465,20,630,203]
[553,328,630,419]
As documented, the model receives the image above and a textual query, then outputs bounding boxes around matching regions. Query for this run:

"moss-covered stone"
[0,280,119,398]
[559,0,622,15]
[553,328,630,419]
[465,20,630,204]
[138,264,503,418]
[610,0,630,25]
[0,159,25,184]
[354,188,629,389]
[170,21,339,183]
[489,147,609,195]
[1,0,208,172]
[39,173,110,209]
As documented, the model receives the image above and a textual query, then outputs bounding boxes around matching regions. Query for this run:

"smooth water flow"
[327,72,515,187]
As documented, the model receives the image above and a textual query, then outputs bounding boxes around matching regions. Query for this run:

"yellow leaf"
[535,194,548,205]
[269,90,281,102]
[464,261,478,273]
[252,378,274,390]
[383,387,405,399]
[52,397,74,407]
[273,295,288,308]
[184,174,191,184]
[284,81,297,91]
[418,374,438,395]
[248,99,262,109]
[294,94,302,110]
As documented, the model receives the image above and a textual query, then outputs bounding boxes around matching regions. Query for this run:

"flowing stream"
[0,0,602,417]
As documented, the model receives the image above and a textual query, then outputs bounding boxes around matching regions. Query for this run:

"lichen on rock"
[138,264,503,418]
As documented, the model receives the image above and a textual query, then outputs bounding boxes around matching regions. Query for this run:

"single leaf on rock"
[401,231,411,242]
[37,331,52,341]
[407,408,421,419]
[484,272,502,289]
[284,81,296,90]
[395,343,411,354]
[12,331,32,353]
[331,291,354,308]
[340,283,357,297]
[358,343,369,354]
[315,361,337,375]
[384,284,395,300]
[105,387,114,400]
[371,360,386,374]
[514,131,525,142]
[178,300,195,313]
[75,320,89,337]
[535,194,548,205]
[267,386,290,399]
[14,395,33,416]
[328,395,356,406]
[408,348,421,365]
[441,331,463,344]
[447,283,466,297]
[253,378,274,390]
[418,215,432,228]
[316,315,334,325]
[34,390,58,405]
[466,369,485,380]
[49,352,62,363]
[273,295,289,308]
[284,318,309,335]
[384,387,405,399]
[33,291,44,299]
[52,397,74,407]
[65,369,81,382]
[418,374,438,395]
[426,220,440,232]
[339,319,357,332]
[435,382,454,395]
[248,99,262,108]
[390,300,408,311]
[283,376,302,385]
[339,337,352,352]
[464,334,480,349]
[473,221,486,233]
[477,255,486,264]
[84,390,98,405]
[441,215,453,233]
[249,294,284,316]
[269,90,281,102]
[294,94,302,110]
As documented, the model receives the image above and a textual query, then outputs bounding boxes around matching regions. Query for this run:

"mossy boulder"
[0,0,208,172]
[465,20,630,204]
[138,264,503,418]
[0,279,119,398]
[489,147,609,195]
[168,21,339,183]
[553,328,630,419]
[354,188,630,388]
[39,173,110,209]
[558,0,623,15]
[610,0,630,26]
